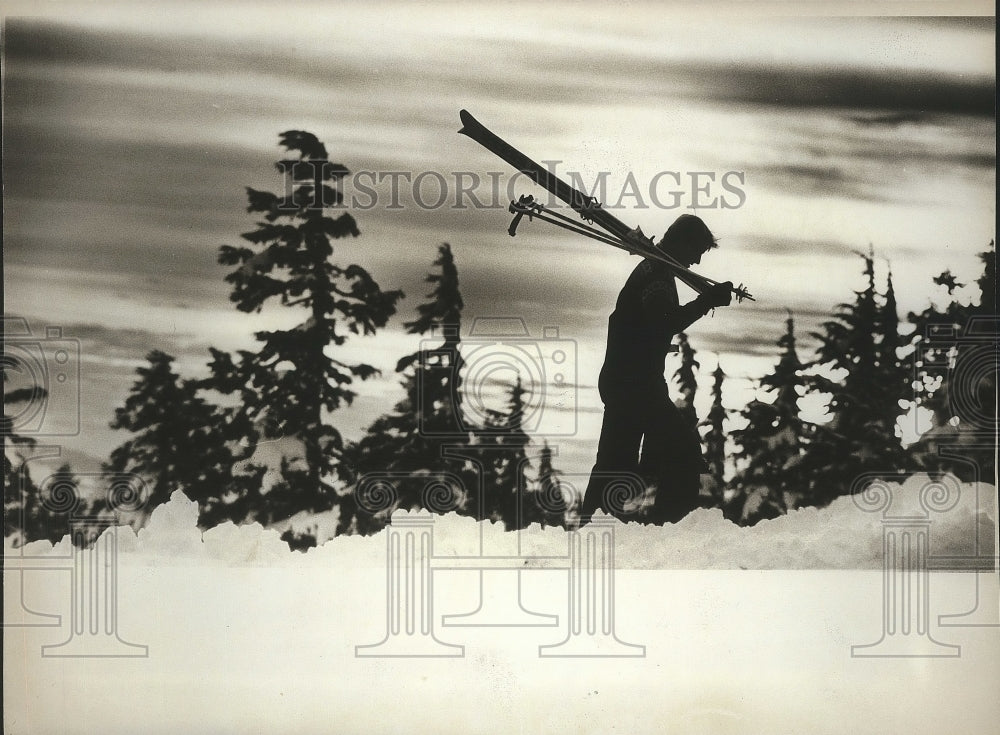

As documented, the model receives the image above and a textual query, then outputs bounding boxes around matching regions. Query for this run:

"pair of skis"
[457,109,753,303]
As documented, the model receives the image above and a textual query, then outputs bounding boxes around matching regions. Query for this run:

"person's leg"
[580,398,645,521]
[642,386,704,524]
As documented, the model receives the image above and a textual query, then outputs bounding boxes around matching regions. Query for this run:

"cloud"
[746,162,891,203]
[735,234,858,259]
[11,18,993,132]
[60,321,191,361]
[697,63,994,118]
[687,303,830,364]
[9,315,199,377]
[3,125,259,216]
[2,19,296,78]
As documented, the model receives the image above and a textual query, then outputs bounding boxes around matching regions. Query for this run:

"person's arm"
[663,296,714,335]
[641,274,733,337]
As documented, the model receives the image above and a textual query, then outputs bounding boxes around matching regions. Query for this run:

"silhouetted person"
[580,214,733,525]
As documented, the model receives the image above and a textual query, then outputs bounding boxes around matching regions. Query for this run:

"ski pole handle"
[508,209,525,237]
[507,195,536,237]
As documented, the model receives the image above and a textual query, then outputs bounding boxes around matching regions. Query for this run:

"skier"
[579,214,734,525]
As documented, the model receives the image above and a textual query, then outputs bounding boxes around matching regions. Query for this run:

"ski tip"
[458,108,475,135]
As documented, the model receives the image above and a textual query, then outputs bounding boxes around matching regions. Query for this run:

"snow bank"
[12,475,995,569]
[5,477,997,735]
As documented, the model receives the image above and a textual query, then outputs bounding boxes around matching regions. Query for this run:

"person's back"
[601,259,678,394]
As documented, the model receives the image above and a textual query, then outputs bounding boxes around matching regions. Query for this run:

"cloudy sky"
[2,1,995,481]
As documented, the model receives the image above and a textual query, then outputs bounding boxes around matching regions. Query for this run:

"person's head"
[658,214,717,267]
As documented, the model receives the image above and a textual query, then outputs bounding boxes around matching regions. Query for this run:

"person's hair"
[660,214,718,251]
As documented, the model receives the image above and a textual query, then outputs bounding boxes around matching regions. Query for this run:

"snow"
[4,476,998,734]
[11,475,993,569]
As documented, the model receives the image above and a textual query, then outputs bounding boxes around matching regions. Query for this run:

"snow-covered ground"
[5,475,998,734]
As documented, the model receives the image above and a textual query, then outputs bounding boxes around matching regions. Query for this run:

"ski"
[459,109,640,244]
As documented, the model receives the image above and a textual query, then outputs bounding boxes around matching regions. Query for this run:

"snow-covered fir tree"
[4,457,83,546]
[477,376,533,530]
[205,131,403,527]
[103,350,234,527]
[800,251,909,507]
[5,344,91,544]
[42,464,82,542]
[3,355,51,543]
[907,243,996,482]
[701,358,728,508]
[728,312,807,524]
[869,266,911,463]
[533,440,569,528]
[396,241,466,438]
[341,243,470,534]
[673,331,699,427]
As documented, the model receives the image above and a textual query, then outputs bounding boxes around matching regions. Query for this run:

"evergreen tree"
[3,458,35,543]
[206,131,403,527]
[532,440,568,528]
[872,267,911,454]
[3,358,45,542]
[979,243,996,315]
[3,352,80,544]
[729,313,808,524]
[908,243,996,481]
[4,461,82,545]
[801,251,909,506]
[403,242,464,341]
[280,525,319,552]
[37,463,82,543]
[103,350,233,526]
[340,243,469,534]
[195,403,269,529]
[673,332,699,426]
[400,242,466,438]
[701,359,728,507]
[478,376,532,530]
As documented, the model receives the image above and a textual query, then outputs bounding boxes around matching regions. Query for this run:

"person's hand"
[700,281,733,308]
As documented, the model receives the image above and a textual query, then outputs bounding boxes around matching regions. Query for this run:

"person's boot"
[649,471,700,525]
[577,479,603,527]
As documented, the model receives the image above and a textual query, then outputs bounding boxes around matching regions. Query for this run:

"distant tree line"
[724,245,995,524]
[4,130,995,545]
